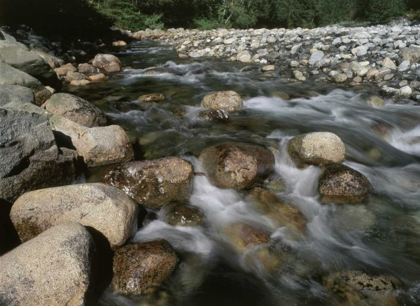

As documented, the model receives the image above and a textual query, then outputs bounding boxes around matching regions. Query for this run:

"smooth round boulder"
[10,183,139,248]
[318,163,373,204]
[78,63,100,76]
[92,53,121,73]
[202,91,243,112]
[103,157,194,209]
[43,93,107,127]
[138,93,166,102]
[287,132,346,168]
[0,222,95,306]
[112,240,178,296]
[199,142,275,190]
[163,202,205,227]
[50,115,134,168]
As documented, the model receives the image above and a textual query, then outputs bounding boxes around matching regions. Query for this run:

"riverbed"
[66,40,420,306]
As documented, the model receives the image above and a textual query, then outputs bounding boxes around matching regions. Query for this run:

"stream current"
[65,40,420,306]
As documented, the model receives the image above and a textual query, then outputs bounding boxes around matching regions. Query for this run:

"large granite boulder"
[318,163,373,204]
[43,93,107,127]
[199,142,275,190]
[92,54,121,73]
[0,46,60,88]
[103,157,194,209]
[0,62,51,105]
[0,109,77,202]
[287,132,346,168]
[112,240,178,296]
[202,91,243,112]
[49,115,134,167]
[0,84,34,106]
[10,183,139,248]
[0,222,95,306]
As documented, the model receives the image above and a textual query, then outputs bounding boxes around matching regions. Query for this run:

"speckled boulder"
[163,202,204,227]
[287,132,346,168]
[224,222,271,252]
[323,271,399,306]
[92,54,121,73]
[10,183,138,248]
[198,109,229,122]
[43,93,107,127]
[199,142,275,190]
[103,157,194,209]
[0,222,95,306]
[202,91,243,112]
[112,240,178,296]
[318,163,373,204]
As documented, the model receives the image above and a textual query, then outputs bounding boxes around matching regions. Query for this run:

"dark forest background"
[1,0,419,39]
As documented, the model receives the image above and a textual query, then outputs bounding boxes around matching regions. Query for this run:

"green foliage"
[365,0,407,24]
[194,18,224,30]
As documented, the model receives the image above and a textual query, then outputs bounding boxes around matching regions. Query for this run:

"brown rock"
[70,79,90,86]
[199,142,275,190]
[163,202,204,227]
[319,163,373,204]
[224,222,271,252]
[202,91,243,112]
[78,63,100,76]
[54,63,77,76]
[112,240,178,296]
[103,157,194,209]
[198,109,229,121]
[88,73,107,82]
[112,41,127,47]
[92,54,121,73]
[138,93,166,102]
[66,71,89,82]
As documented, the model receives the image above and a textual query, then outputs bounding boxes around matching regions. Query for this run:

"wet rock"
[0,222,95,306]
[224,222,271,252]
[112,240,178,296]
[0,84,34,106]
[138,93,166,102]
[248,187,306,233]
[0,109,77,202]
[0,62,50,105]
[237,51,252,63]
[382,57,397,70]
[54,63,77,76]
[88,73,107,82]
[287,132,346,168]
[0,46,60,88]
[70,79,91,86]
[293,70,306,81]
[333,73,348,83]
[202,91,243,112]
[262,65,275,72]
[66,71,89,82]
[163,202,204,227]
[50,115,134,167]
[78,63,100,76]
[198,109,229,121]
[112,40,127,47]
[92,53,121,73]
[43,93,107,127]
[318,163,373,204]
[142,69,163,76]
[199,142,275,190]
[10,183,138,248]
[366,95,385,107]
[103,157,194,209]
[323,271,399,306]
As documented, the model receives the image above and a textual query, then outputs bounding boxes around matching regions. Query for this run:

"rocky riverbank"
[133,19,420,104]
[0,23,418,305]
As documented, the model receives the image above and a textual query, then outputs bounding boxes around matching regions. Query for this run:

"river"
[65,40,420,306]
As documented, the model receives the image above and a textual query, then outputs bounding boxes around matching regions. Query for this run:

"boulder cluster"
[135,20,420,103]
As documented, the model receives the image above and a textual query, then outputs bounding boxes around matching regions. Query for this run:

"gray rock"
[401,48,420,63]
[0,84,34,106]
[382,57,397,70]
[199,142,275,190]
[43,93,107,127]
[0,46,59,88]
[199,109,229,121]
[287,132,346,168]
[0,109,77,202]
[0,222,95,306]
[237,51,252,63]
[10,183,138,248]
[78,63,100,76]
[398,60,411,72]
[49,115,134,168]
[66,71,89,82]
[92,54,121,73]
[309,51,325,67]
[0,62,50,105]
[103,157,194,209]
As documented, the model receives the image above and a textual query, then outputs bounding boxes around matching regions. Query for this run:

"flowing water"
[66,40,420,305]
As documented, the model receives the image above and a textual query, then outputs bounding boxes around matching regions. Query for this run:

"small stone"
[334,73,347,83]
[262,65,275,72]
[237,51,252,63]
[382,57,397,70]
[138,93,166,102]
[367,95,385,107]
[383,73,394,81]
[400,86,412,97]
[70,79,90,86]
[202,91,243,112]
[88,73,107,82]
[293,70,306,81]
[112,40,127,47]
[398,60,410,72]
